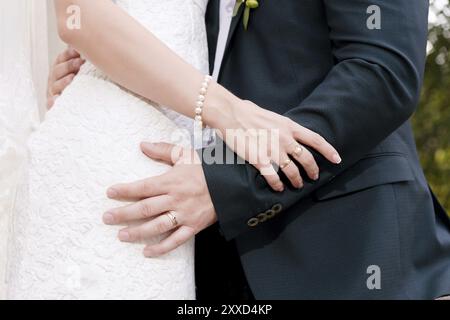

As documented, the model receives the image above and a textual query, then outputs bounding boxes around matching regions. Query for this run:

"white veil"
[0,0,49,299]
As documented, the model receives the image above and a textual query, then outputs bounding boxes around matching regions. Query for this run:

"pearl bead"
[194,75,212,130]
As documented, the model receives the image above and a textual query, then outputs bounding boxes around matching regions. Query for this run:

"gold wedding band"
[288,142,304,157]
[293,145,303,157]
[166,211,178,227]
[280,158,292,170]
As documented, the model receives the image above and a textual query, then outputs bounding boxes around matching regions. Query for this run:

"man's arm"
[201,0,429,240]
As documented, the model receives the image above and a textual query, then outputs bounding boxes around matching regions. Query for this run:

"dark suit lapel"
[206,0,244,77]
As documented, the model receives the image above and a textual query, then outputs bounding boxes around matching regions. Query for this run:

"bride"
[4,0,340,299]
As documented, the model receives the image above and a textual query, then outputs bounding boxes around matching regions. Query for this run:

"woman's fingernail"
[313,173,320,181]
[107,188,118,198]
[333,154,342,164]
[118,231,130,242]
[103,213,115,225]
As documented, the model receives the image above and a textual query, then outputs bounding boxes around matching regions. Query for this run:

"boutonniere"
[233,0,259,30]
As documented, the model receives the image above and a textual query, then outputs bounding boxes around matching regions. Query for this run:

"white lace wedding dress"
[0,0,42,300]
[6,0,209,300]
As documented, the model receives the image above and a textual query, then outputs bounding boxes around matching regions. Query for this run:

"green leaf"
[243,6,250,30]
[233,0,244,17]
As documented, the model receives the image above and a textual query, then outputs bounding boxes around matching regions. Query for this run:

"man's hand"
[104,142,217,257]
[47,47,85,109]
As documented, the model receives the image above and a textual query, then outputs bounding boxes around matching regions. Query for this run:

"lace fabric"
[0,59,40,300]
[0,0,42,299]
[6,0,209,300]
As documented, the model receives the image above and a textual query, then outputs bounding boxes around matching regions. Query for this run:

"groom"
[49,0,450,299]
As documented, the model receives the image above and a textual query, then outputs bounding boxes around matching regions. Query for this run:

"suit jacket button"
[257,213,268,223]
[265,209,276,219]
[272,203,283,214]
[247,218,259,227]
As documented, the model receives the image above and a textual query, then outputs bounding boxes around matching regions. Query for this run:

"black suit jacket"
[199,0,450,299]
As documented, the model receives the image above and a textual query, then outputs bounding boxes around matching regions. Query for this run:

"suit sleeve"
[199,0,429,240]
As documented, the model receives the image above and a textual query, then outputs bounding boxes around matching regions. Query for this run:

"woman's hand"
[47,47,85,109]
[204,94,341,192]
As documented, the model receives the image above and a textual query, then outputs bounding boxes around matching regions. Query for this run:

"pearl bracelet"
[194,75,213,129]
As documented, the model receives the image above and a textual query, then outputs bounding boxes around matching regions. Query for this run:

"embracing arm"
[54,0,340,190]
[201,0,429,240]
[54,0,234,123]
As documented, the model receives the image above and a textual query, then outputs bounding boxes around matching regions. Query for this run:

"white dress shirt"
[212,0,236,80]
[204,1,235,147]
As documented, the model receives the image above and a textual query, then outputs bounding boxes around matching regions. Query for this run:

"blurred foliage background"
[414,0,450,212]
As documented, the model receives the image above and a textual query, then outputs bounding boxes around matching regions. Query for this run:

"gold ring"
[280,158,292,170]
[290,143,303,157]
[166,211,178,227]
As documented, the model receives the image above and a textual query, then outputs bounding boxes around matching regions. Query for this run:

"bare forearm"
[53,1,341,193]
[54,0,236,125]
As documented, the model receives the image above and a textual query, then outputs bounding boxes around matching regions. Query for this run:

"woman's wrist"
[202,82,241,131]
